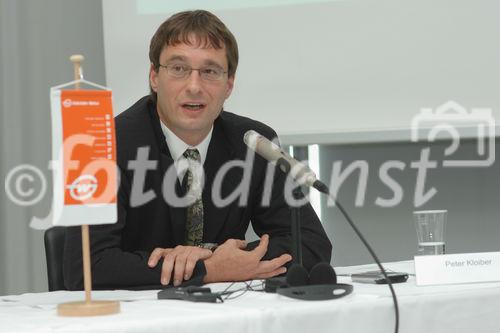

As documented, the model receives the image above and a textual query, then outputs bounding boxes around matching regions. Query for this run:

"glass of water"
[413,210,447,255]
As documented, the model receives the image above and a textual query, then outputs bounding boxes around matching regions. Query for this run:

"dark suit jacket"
[63,96,332,290]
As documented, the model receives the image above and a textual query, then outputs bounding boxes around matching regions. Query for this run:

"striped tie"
[183,149,203,246]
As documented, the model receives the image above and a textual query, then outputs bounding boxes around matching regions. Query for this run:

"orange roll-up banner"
[50,89,117,226]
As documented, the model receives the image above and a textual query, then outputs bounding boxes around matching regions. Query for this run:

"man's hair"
[149,10,239,100]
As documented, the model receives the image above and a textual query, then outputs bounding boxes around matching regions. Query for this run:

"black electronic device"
[277,283,353,301]
[157,286,220,303]
[264,276,288,293]
[266,263,354,301]
[351,271,409,284]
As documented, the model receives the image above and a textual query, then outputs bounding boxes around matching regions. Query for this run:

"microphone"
[244,130,399,332]
[243,130,319,188]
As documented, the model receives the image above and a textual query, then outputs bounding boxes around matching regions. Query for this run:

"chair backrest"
[44,227,67,291]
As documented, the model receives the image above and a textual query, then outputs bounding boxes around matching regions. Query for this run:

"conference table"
[1,261,500,333]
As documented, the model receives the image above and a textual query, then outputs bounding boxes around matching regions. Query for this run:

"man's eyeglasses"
[159,64,228,81]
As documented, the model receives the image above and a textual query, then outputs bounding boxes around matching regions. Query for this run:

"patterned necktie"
[183,148,203,246]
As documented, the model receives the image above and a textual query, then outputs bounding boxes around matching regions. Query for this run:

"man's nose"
[185,70,203,94]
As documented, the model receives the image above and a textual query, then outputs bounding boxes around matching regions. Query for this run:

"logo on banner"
[66,174,98,201]
[63,99,72,108]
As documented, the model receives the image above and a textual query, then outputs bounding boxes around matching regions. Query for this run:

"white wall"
[103,0,500,142]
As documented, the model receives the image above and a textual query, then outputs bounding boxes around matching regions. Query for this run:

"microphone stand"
[290,187,303,266]
[276,158,399,333]
[244,132,398,333]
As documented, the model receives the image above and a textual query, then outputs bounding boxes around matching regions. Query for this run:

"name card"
[414,252,500,286]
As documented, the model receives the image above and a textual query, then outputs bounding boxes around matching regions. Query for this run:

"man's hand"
[148,246,213,286]
[203,234,292,283]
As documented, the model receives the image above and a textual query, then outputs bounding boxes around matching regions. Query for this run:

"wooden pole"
[57,55,119,316]
[81,225,92,303]
[70,55,93,304]
[70,54,84,88]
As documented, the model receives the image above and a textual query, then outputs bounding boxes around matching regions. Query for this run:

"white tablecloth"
[1,261,500,333]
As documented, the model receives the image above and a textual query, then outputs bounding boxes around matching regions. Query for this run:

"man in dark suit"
[64,10,331,290]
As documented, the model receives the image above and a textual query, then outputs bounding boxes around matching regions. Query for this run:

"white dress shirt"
[159,120,212,183]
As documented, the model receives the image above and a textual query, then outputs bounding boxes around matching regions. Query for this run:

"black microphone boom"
[244,130,400,333]
[314,180,400,333]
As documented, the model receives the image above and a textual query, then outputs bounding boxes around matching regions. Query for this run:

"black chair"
[44,227,67,291]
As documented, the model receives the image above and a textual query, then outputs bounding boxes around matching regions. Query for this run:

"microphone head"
[243,130,259,150]
[243,129,318,187]
[309,262,337,285]
[286,264,309,287]
[243,130,281,163]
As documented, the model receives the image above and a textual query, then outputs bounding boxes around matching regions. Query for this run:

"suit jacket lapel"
[202,119,239,242]
[147,105,186,246]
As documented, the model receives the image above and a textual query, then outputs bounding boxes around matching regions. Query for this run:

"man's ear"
[225,75,235,99]
[149,63,158,92]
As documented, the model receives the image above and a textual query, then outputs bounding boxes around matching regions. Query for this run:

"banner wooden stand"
[57,55,120,317]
